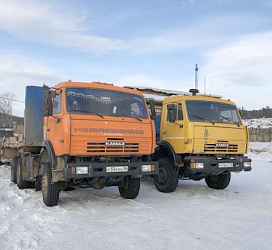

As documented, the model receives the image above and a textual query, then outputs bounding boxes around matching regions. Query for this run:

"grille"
[86,139,139,153]
[204,141,238,153]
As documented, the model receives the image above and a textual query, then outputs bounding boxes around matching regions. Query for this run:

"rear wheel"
[10,157,18,184]
[119,177,140,199]
[154,157,178,193]
[35,175,42,191]
[16,158,30,189]
[205,172,231,190]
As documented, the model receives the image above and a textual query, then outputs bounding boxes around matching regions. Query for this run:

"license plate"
[106,166,129,173]
[219,163,233,168]
[76,166,89,175]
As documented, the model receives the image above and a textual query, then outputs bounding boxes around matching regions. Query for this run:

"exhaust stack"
[189,64,199,96]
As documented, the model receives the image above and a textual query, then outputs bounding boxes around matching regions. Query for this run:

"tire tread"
[205,172,231,190]
[119,177,140,199]
[154,157,178,193]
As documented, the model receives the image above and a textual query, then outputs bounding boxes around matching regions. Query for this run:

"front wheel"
[205,172,231,190]
[42,165,60,207]
[154,157,178,193]
[119,177,140,199]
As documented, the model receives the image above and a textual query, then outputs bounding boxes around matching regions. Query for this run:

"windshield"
[66,88,148,119]
[186,100,241,124]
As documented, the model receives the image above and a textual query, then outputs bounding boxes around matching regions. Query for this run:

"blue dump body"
[24,86,46,146]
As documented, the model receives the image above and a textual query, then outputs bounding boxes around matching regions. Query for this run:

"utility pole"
[204,76,207,95]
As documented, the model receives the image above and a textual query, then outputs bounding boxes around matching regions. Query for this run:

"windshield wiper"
[191,114,217,124]
[191,114,208,122]
[72,110,104,119]
[130,116,143,122]
[219,114,232,122]
[92,112,104,119]
[218,114,240,125]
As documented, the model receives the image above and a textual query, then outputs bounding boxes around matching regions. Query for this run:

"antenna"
[189,64,199,96]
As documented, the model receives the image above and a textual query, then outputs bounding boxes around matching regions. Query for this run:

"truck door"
[161,103,185,152]
[46,93,65,156]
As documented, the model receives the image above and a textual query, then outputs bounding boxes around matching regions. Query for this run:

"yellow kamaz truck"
[150,90,252,192]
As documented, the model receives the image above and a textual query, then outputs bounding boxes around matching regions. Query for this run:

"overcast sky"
[0,0,271,116]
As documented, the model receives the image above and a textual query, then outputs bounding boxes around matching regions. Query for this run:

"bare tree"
[0,92,14,115]
[0,92,15,128]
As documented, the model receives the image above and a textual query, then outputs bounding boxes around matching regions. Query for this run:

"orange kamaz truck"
[10,82,158,206]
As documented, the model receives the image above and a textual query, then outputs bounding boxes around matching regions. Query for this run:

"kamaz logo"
[216,143,228,148]
[105,141,125,147]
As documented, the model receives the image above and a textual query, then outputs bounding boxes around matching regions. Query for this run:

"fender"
[40,140,57,174]
[158,140,177,165]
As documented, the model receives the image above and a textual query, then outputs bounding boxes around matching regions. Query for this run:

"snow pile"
[0,145,272,250]
[243,118,272,128]
[249,142,272,161]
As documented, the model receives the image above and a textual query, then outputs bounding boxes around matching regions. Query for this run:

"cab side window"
[167,104,177,123]
[53,94,61,114]
[167,103,183,123]
[177,104,183,121]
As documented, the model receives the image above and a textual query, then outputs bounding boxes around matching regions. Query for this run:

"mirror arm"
[149,100,156,120]
[51,115,61,123]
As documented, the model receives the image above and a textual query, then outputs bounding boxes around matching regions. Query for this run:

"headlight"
[243,161,251,168]
[191,162,204,169]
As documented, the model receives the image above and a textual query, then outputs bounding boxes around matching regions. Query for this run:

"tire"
[154,157,178,193]
[205,172,231,190]
[119,177,140,199]
[42,164,60,207]
[35,175,42,191]
[16,158,30,189]
[10,157,18,184]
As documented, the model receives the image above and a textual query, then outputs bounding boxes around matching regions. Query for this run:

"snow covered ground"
[0,143,272,250]
[243,118,272,128]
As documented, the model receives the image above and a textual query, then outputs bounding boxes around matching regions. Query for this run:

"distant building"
[126,86,189,114]
[0,113,24,146]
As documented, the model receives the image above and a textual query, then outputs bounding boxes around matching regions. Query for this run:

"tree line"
[240,106,272,119]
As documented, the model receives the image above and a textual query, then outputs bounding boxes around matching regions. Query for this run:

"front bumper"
[64,161,158,180]
[184,155,252,175]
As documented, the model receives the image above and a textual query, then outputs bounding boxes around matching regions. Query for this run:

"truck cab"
[11,82,158,206]
[45,82,156,158]
[152,94,251,192]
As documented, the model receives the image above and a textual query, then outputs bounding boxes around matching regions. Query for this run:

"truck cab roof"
[164,95,236,106]
[54,81,144,97]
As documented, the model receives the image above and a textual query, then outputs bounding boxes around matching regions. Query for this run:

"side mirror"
[175,120,183,128]
[148,100,156,120]
[43,88,54,116]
